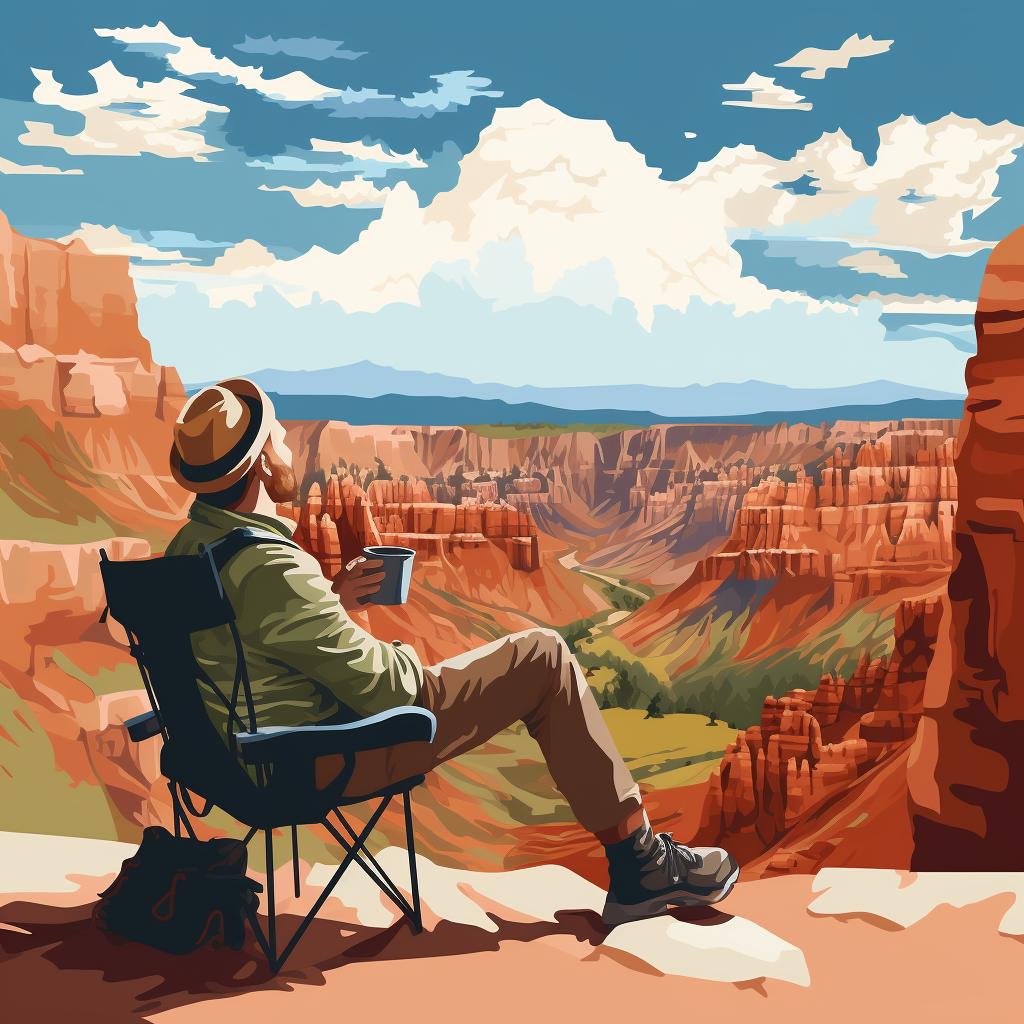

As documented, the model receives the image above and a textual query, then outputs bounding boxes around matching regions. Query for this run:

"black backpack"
[94,826,262,954]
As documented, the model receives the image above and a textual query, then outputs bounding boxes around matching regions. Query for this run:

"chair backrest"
[99,528,297,777]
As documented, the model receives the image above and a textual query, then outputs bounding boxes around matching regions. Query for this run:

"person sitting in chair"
[166,378,738,926]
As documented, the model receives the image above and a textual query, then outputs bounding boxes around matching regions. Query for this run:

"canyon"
[1,209,1021,878]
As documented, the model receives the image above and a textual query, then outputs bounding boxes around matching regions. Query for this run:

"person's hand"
[333,556,385,610]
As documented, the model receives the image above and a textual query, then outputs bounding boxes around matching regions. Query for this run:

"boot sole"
[601,863,740,928]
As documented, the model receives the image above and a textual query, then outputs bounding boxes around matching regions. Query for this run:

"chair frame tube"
[172,784,424,973]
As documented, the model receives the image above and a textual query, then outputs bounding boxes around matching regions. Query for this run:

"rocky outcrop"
[0,212,188,837]
[699,595,942,858]
[694,424,956,589]
[0,538,169,831]
[908,226,1024,869]
[0,340,184,420]
[0,212,186,424]
[287,468,542,575]
[0,210,151,362]
[0,211,188,539]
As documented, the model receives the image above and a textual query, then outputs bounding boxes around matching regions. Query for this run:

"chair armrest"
[125,709,163,742]
[235,706,437,765]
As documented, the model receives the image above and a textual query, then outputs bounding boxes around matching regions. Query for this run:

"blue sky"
[2,1,1022,393]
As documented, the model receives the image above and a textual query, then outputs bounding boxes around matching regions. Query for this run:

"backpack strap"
[198,527,302,747]
[203,526,301,575]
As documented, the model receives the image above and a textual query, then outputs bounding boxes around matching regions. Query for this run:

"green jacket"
[165,501,423,741]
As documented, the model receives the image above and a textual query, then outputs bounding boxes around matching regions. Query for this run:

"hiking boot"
[602,826,739,927]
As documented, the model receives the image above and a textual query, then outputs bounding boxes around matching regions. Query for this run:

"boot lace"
[654,833,703,883]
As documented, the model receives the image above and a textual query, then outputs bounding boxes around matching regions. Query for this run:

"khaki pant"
[329,628,642,834]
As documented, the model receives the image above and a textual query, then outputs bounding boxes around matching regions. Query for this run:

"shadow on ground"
[0,898,732,1021]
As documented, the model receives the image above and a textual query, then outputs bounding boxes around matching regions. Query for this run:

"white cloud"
[776,33,894,80]
[133,239,282,307]
[837,249,907,278]
[258,176,392,208]
[57,223,197,261]
[738,114,1024,254]
[140,99,827,325]
[722,73,812,111]
[128,98,1000,394]
[96,21,342,103]
[20,61,226,160]
[139,101,1022,332]
[683,131,698,140]
[0,155,82,175]
[309,137,426,168]
[208,239,278,274]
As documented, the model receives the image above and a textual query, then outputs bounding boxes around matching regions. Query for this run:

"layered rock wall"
[686,423,956,596]
[700,595,942,856]
[286,466,542,578]
[0,210,152,362]
[908,226,1024,868]
[0,212,188,537]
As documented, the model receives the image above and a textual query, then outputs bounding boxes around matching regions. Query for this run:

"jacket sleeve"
[226,542,423,717]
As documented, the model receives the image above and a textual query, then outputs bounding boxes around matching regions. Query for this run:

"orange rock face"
[0,537,170,830]
[0,212,188,539]
[698,595,942,860]
[289,469,541,576]
[0,212,187,834]
[907,227,1024,868]
[0,211,151,363]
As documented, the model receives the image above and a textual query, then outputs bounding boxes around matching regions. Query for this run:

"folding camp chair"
[99,526,436,972]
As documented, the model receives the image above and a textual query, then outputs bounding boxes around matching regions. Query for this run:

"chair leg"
[291,825,301,898]
[271,797,393,972]
[326,811,413,918]
[247,793,420,973]
[404,790,423,934]
[264,828,277,966]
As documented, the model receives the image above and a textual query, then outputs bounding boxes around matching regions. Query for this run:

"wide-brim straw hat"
[170,378,275,495]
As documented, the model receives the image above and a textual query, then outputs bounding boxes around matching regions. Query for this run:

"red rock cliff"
[0,212,188,538]
[698,595,942,864]
[907,227,1024,868]
[0,210,151,363]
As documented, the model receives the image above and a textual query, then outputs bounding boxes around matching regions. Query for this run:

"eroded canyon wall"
[907,226,1024,869]
[0,212,189,540]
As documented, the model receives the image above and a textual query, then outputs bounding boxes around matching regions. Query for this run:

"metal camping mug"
[360,545,416,605]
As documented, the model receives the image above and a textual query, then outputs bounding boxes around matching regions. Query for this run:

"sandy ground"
[1,832,1021,1024]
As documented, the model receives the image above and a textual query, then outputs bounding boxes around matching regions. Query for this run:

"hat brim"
[169,378,275,495]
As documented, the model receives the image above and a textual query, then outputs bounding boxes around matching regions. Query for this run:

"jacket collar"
[188,499,296,540]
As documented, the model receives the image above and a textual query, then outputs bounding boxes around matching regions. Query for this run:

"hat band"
[175,394,265,485]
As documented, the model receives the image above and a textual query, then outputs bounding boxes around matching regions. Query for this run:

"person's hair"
[199,470,252,510]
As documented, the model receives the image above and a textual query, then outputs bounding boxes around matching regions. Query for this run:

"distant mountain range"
[264,392,965,428]
[195,362,964,420]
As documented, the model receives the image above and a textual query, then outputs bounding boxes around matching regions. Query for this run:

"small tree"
[644,693,664,720]
[615,669,636,709]
[707,710,719,727]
